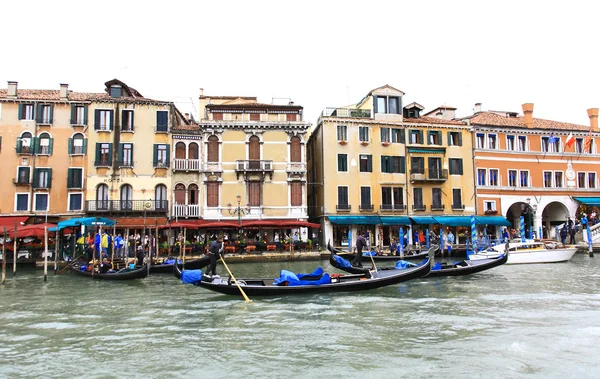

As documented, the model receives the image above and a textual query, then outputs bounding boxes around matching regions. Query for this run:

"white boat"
[468,240,577,264]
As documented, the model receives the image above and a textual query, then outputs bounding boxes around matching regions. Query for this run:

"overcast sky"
[2,0,598,127]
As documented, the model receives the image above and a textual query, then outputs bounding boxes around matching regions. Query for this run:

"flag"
[565,133,575,148]
[583,129,593,153]
[548,133,558,144]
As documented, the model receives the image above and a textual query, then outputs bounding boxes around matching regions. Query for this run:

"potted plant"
[160,242,169,255]
[339,140,347,145]
[382,142,390,147]
[360,141,369,146]
[484,209,498,215]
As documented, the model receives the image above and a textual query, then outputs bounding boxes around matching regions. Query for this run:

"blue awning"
[433,216,473,226]
[379,216,411,226]
[475,216,511,226]
[409,216,437,225]
[328,216,381,225]
[574,197,600,206]
[52,217,116,231]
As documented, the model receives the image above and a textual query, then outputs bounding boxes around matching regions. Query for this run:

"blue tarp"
[51,217,116,231]
[163,259,182,265]
[433,216,473,226]
[181,269,203,285]
[475,216,511,226]
[328,216,381,225]
[379,216,411,225]
[332,255,353,269]
[432,262,442,271]
[394,260,419,269]
[362,251,377,257]
[273,268,330,286]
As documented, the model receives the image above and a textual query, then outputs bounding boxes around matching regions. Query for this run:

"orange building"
[467,103,599,239]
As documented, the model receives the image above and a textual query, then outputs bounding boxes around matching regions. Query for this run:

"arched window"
[38,132,53,155]
[290,136,301,163]
[189,142,199,160]
[207,136,219,162]
[19,132,33,154]
[249,135,260,169]
[175,142,186,159]
[96,184,109,210]
[155,184,167,210]
[188,184,198,205]
[120,184,133,210]
[175,183,186,205]
[72,133,85,155]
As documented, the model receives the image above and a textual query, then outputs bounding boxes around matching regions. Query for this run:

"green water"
[1,254,599,378]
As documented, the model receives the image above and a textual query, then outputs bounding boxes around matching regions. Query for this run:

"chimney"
[59,83,69,101]
[199,88,204,97]
[588,108,599,132]
[474,103,482,113]
[522,103,534,128]
[7,81,17,98]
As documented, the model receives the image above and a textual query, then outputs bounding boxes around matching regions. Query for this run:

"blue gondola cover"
[181,269,203,284]
[333,255,353,268]
[394,260,419,269]
[273,268,330,286]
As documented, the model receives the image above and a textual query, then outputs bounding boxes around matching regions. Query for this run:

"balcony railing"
[336,204,351,212]
[235,160,274,179]
[413,204,426,212]
[173,158,201,171]
[116,160,134,168]
[431,204,445,211]
[380,204,407,212]
[13,178,30,186]
[202,161,223,173]
[86,200,168,213]
[172,203,200,218]
[321,107,371,118]
[286,162,306,173]
[452,204,465,211]
[359,204,374,211]
[94,160,111,167]
[409,169,448,182]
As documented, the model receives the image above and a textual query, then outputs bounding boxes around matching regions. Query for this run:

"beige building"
[308,85,475,250]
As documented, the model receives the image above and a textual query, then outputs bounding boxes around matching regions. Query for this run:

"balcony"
[116,160,134,168]
[321,107,371,118]
[359,204,374,212]
[172,203,200,218]
[173,159,201,171]
[431,204,445,211]
[202,162,223,173]
[286,162,306,174]
[86,200,168,214]
[413,204,426,212]
[452,204,465,211]
[380,204,407,212]
[336,204,351,212]
[94,160,111,168]
[16,145,34,155]
[13,178,30,186]
[235,160,274,180]
[409,169,448,182]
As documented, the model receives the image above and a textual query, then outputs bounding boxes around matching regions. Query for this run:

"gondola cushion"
[181,269,203,285]
[273,270,331,286]
[394,260,419,269]
[432,262,442,271]
[332,255,353,268]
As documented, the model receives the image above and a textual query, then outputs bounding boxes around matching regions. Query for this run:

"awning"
[158,220,204,230]
[6,223,56,239]
[328,216,381,225]
[0,216,29,230]
[379,216,411,225]
[409,216,437,225]
[200,221,244,228]
[407,147,446,154]
[475,216,511,226]
[573,197,600,206]
[433,216,473,226]
[53,217,116,231]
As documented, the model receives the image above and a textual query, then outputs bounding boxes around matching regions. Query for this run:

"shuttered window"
[207,182,219,207]
[291,182,302,206]
[290,137,301,162]
[337,187,348,206]
[337,154,347,172]
[67,168,83,189]
[207,136,219,162]
[70,104,88,125]
[156,111,168,132]
[248,182,261,206]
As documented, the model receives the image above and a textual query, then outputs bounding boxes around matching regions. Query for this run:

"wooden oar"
[219,253,251,302]
[367,249,378,272]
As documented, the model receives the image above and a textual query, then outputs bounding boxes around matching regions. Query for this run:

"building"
[0,81,90,228]
[466,103,600,239]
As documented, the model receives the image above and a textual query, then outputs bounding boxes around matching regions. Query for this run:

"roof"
[423,105,457,117]
[403,116,466,126]
[200,95,257,100]
[368,84,405,96]
[207,102,303,110]
[404,102,425,110]
[467,111,589,131]
[171,123,200,131]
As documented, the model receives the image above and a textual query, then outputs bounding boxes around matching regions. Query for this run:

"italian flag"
[565,133,575,148]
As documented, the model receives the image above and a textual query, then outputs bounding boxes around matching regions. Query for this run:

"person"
[207,236,223,277]
[501,228,510,242]
[389,238,398,255]
[352,232,367,267]
[99,258,112,273]
[581,213,588,230]
[560,224,568,245]
[446,229,455,255]
[114,233,124,258]
[419,230,425,247]
[136,244,145,266]
[94,231,102,259]
[101,231,109,259]
[567,218,576,245]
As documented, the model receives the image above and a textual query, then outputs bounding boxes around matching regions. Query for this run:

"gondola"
[328,242,507,277]
[149,256,211,273]
[69,262,149,280]
[173,253,432,297]
[334,247,433,262]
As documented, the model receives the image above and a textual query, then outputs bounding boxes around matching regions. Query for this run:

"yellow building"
[308,85,475,250]
[0,81,89,227]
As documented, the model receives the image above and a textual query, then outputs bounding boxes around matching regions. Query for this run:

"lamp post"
[227,194,251,226]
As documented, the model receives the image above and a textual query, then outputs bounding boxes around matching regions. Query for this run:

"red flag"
[565,133,575,148]
[584,129,593,153]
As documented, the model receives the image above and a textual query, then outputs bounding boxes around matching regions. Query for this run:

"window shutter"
[130,111,135,131]
[94,109,100,130]
[108,110,114,131]
[380,156,385,173]
[367,156,372,172]
[427,132,432,145]
[373,96,378,114]
[70,105,76,124]
[48,104,54,124]
[83,105,88,125]
[48,138,54,155]
[16,138,22,153]
[400,156,406,173]
[18,104,24,120]
[47,169,52,188]
[447,132,452,146]
[68,138,73,154]
[32,137,40,154]
[32,169,39,188]
[458,158,463,175]
[67,169,73,188]
[458,133,463,146]
[108,143,113,163]
[153,144,158,166]
[400,129,405,144]
[118,143,123,163]
[36,104,43,123]
[95,143,101,163]
[131,144,134,164]
[166,144,170,166]
[82,139,88,155]
[418,130,424,144]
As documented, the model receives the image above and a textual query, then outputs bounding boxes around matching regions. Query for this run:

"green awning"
[380,216,411,226]
[407,147,446,154]
[433,216,473,226]
[574,197,600,206]
[409,216,437,224]
[328,216,381,225]
[475,216,511,226]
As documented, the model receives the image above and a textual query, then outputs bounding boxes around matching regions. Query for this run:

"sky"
[2,0,599,128]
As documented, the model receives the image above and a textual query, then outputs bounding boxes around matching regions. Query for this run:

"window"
[541,137,550,153]
[381,187,392,209]
[413,188,424,209]
[409,130,423,144]
[34,193,49,211]
[448,158,463,175]
[452,189,462,209]
[380,128,390,143]
[38,133,53,155]
[360,187,371,209]
[381,156,403,174]
[96,184,109,210]
[290,137,301,163]
[393,188,404,208]
[37,104,53,124]
[118,143,134,167]
[206,182,219,207]
[189,142,199,160]
[476,133,485,148]
[519,171,529,187]
[33,168,52,189]
[432,188,442,209]
[212,112,223,121]
[484,201,496,212]
[16,167,30,184]
[250,113,260,121]
[69,133,86,155]
[518,136,527,151]
[94,109,113,131]
[374,96,401,114]
[248,181,261,206]
[122,110,134,131]
[477,169,486,186]
[337,125,347,141]
[15,193,29,211]
[543,171,552,188]
[95,143,112,166]
[156,111,169,132]
[550,136,560,152]
[18,104,34,120]
[16,132,33,154]
[337,154,348,172]
[189,184,199,205]
[391,129,404,143]
[67,168,83,189]
[588,173,596,188]
[488,134,497,149]
[578,172,586,188]
[337,187,349,209]
[382,187,405,210]
[70,104,88,125]
[554,171,563,188]
[506,135,515,150]
[428,131,442,145]
[207,136,219,162]
[359,126,369,142]
[428,157,442,179]
[291,182,302,206]
[359,154,372,172]
[575,138,584,153]
[489,169,499,186]
[153,144,170,168]
[120,184,133,210]
[110,85,122,98]
[411,157,424,174]
[174,183,186,205]
[68,193,83,211]
[448,132,462,146]
[508,170,517,187]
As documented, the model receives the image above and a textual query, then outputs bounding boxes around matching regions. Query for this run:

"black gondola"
[69,262,149,280]
[334,247,436,262]
[149,256,211,273]
[328,242,507,277]
[173,254,432,297]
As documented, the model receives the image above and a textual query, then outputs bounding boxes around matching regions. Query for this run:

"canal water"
[1,253,599,378]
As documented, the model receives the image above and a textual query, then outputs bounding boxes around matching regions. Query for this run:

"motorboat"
[468,240,577,264]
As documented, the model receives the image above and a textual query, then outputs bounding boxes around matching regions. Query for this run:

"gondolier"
[207,236,224,277]
[352,232,367,267]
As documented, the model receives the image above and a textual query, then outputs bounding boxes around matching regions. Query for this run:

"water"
[1,253,599,379]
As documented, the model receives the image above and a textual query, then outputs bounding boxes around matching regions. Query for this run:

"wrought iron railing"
[86,200,168,213]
